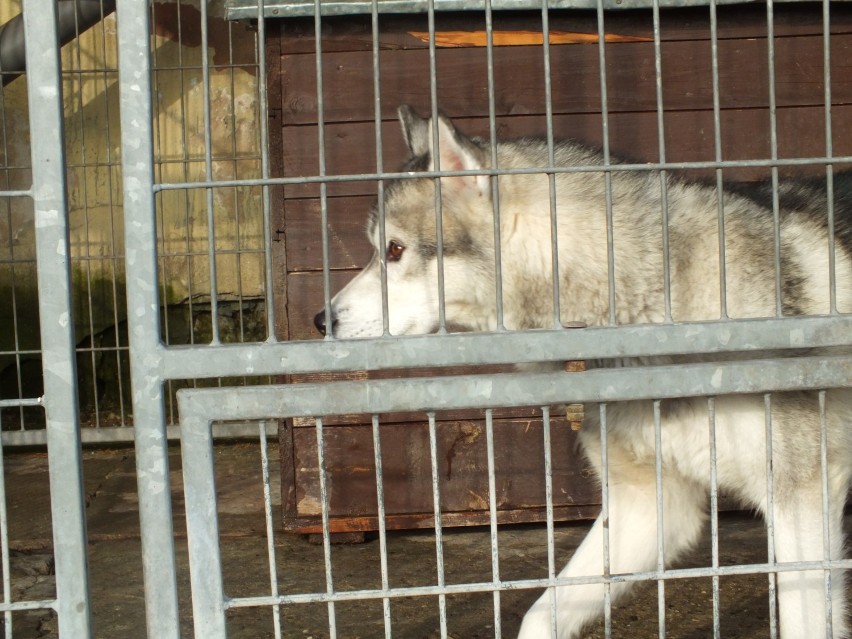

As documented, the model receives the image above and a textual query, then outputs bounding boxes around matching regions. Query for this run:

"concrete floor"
[2,443,849,638]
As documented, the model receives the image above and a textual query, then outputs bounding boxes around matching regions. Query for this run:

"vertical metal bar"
[484,0,505,331]
[371,415,393,638]
[23,0,92,634]
[540,2,561,329]
[765,1,783,318]
[653,400,666,638]
[764,393,778,639]
[255,0,277,341]
[707,398,721,639]
[179,413,227,639]
[651,0,672,323]
[822,0,837,315]
[0,413,14,638]
[596,0,617,325]
[708,0,729,319]
[599,403,612,639]
[315,417,338,638]
[484,410,502,637]
[314,0,333,340]
[259,422,283,638]
[818,391,834,637]
[427,0,448,334]
[199,0,220,344]
[370,0,391,336]
[428,412,448,637]
[541,407,558,638]
[115,0,182,635]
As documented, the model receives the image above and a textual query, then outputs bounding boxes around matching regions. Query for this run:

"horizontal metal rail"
[160,315,852,378]
[226,0,847,20]
[153,154,852,193]
[177,353,851,419]
[226,557,852,608]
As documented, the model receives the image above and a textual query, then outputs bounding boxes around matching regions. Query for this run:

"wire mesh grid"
[0,0,848,637]
[160,0,850,637]
[0,1,274,443]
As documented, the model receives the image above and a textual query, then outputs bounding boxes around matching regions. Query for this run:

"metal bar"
[652,0,672,324]
[0,414,13,638]
[258,422,283,639]
[160,315,852,379]
[179,413,227,638]
[541,406,558,638]
[485,0,505,331]
[23,0,92,633]
[152,153,852,192]
[818,390,835,637]
[428,412,449,638]
[0,421,278,447]
[707,398,721,639]
[765,1,783,318]
[427,0,448,334]
[256,0,277,342]
[176,354,851,422]
[599,403,613,639]
[227,0,836,20]
[484,410,502,637]
[371,415,393,638]
[822,0,838,315]
[315,417,339,638]
[708,0,728,319]
[200,0,221,345]
[764,393,778,639]
[540,1,562,329]
[217,557,852,607]
[653,400,666,638]
[115,0,181,635]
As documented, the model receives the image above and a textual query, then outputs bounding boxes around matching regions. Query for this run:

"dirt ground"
[2,443,849,638]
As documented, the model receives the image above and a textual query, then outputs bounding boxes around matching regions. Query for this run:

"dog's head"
[313,106,498,338]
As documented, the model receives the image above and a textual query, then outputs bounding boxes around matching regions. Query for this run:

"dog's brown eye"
[386,240,405,262]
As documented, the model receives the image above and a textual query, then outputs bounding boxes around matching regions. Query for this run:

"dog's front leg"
[518,473,706,639]
[773,480,849,639]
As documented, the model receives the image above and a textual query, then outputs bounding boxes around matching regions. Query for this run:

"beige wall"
[0,0,266,355]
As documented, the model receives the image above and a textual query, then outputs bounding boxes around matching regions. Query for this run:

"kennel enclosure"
[0,0,849,637]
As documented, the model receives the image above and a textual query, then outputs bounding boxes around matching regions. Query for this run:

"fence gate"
[2,0,852,637]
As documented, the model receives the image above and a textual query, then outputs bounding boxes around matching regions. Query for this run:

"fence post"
[23,0,92,634]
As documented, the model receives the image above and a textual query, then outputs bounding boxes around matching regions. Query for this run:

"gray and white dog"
[314,106,852,638]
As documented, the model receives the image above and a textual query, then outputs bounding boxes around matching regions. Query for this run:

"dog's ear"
[398,105,430,157]
[428,114,491,202]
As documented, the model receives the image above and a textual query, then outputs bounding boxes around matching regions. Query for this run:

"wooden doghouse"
[267,4,852,534]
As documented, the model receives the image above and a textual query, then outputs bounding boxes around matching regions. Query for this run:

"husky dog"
[314,106,852,638]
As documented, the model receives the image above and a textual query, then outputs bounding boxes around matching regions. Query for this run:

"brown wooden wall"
[268,4,852,533]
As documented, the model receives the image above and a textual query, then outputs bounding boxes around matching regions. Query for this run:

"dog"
[313,106,852,638]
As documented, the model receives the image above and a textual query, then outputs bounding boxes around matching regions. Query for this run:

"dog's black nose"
[313,309,331,336]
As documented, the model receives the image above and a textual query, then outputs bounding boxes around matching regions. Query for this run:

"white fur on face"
[327,242,441,338]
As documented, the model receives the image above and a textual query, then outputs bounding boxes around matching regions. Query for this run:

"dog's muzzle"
[313,309,335,336]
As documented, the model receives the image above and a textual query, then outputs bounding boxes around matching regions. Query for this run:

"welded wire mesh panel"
[0,0,92,634]
[176,362,852,639]
[109,0,852,637]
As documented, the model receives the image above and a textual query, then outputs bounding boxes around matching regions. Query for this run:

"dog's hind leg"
[772,480,849,639]
[517,463,706,639]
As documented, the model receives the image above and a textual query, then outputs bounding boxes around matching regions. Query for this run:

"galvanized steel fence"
[0,0,849,637]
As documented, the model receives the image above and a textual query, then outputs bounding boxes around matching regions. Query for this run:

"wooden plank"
[283,195,375,272]
[288,418,598,521]
[276,5,852,56]
[283,504,604,533]
[280,106,852,199]
[279,32,852,125]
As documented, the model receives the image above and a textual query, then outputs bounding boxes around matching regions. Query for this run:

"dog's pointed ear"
[429,114,491,201]
[398,105,430,157]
